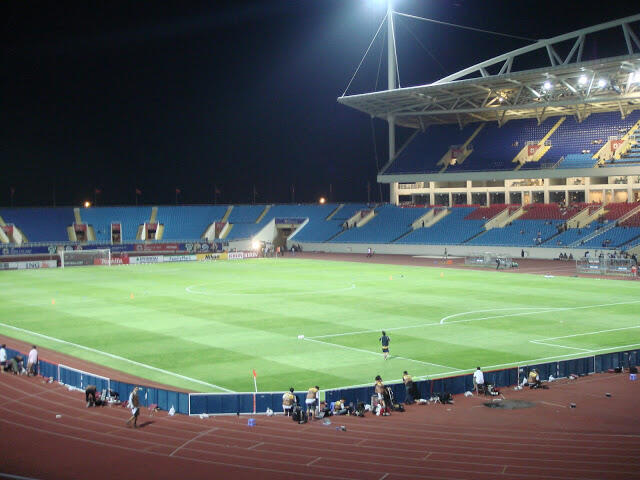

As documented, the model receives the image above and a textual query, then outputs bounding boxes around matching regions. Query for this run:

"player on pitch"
[379,331,390,360]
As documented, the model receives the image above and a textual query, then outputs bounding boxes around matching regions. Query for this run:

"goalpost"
[60,249,111,268]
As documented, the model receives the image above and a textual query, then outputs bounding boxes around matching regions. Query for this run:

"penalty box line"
[528,325,640,352]
[0,322,234,393]
[303,337,461,372]
[307,299,640,340]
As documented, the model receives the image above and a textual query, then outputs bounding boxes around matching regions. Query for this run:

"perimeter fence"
[3,346,638,416]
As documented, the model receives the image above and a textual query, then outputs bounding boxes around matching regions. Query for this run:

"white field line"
[308,300,640,339]
[536,325,640,341]
[303,337,461,371]
[529,340,592,352]
[186,284,356,297]
[0,322,234,393]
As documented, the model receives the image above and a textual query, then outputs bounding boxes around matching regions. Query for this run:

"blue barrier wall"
[3,344,638,416]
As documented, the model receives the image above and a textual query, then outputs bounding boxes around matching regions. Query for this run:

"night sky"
[2,1,638,207]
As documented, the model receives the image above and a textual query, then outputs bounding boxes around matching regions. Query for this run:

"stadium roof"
[339,14,640,129]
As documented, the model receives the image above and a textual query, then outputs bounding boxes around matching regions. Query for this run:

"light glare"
[84,201,91,208]
[578,75,587,86]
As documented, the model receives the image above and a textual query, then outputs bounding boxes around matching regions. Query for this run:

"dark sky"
[2,1,638,207]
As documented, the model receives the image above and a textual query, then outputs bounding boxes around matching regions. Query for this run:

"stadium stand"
[557,154,598,169]
[226,205,266,224]
[80,207,151,242]
[157,205,228,240]
[463,204,510,220]
[546,222,600,247]
[331,204,430,243]
[397,207,484,245]
[0,207,74,242]
[385,112,640,174]
[579,226,640,248]
[467,219,563,247]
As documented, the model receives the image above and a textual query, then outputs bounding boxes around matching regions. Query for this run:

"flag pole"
[252,369,258,415]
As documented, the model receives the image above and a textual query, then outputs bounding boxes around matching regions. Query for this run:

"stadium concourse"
[1,346,639,480]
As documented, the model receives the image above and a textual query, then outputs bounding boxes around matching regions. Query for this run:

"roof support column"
[387,1,397,204]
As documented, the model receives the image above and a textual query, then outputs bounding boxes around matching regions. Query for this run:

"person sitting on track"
[282,387,296,416]
[305,385,319,420]
[333,398,352,415]
[85,385,97,407]
[4,355,21,375]
[527,369,542,389]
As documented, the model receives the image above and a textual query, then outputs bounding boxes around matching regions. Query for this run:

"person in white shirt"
[0,344,7,371]
[27,345,38,376]
[473,366,485,395]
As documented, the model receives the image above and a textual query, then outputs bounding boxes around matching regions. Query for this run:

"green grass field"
[1,258,639,393]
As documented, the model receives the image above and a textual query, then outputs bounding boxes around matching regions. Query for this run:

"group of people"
[1,344,38,376]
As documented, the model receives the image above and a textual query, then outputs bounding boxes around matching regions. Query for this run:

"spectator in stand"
[0,344,6,372]
[27,345,38,376]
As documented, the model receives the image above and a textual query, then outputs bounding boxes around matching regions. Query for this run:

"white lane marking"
[303,337,461,371]
[0,322,234,392]
[170,427,219,457]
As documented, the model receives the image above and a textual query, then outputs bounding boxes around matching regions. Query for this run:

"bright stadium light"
[542,80,552,91]
[319,197,326,204]
[578,75,588,86]
[84,201,91,208]
[251,239,261,250]
[597,78,607,88]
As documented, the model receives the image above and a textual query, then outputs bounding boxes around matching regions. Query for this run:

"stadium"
[2,3,640,480]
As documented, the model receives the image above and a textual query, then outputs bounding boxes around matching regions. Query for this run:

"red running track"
[1,371,640,480]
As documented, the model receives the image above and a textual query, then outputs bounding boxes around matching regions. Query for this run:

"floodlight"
[251,239,261,250]
[542,80,552,91]
[84,201,91,208]
[578,75,588,86]
[597,78,607,88]
[319,197,326,204]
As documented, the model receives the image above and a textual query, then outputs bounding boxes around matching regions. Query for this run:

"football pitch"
[0,258,639,393]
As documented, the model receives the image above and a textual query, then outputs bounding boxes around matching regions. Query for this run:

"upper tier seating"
[397,207,484,244]
[330,205,430,243]
[603,202,639,220]
[386,111,640,174]
[158,206,228,240]
[467,219,562,247]
[464,204,509,220]
[0,208,74,242]
[519,203,582,220]
[81,207,151,242]
[621,212,640,227]
[557,154,597,169]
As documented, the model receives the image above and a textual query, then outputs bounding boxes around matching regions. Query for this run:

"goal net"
[576,257,635,276]
[465,252,515,269]
[60,249,111,268]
